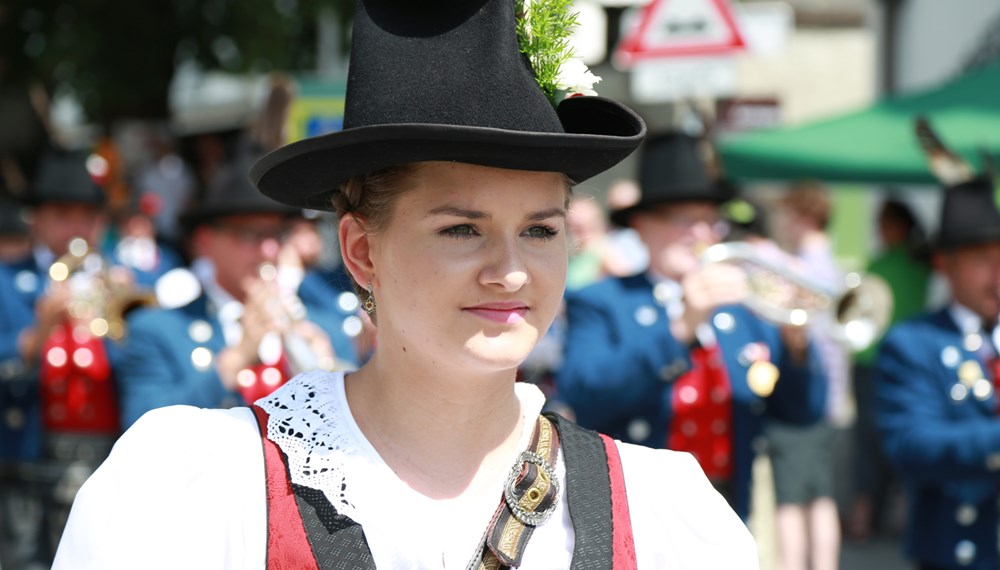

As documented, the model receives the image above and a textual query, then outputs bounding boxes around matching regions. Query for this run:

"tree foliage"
[0,0,355,125]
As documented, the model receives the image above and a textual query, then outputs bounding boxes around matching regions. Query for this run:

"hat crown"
[344,0,563,135]
[32,150,106,206]
[937,176,1000,248]
[608,132,733,227]
[639,133,716,196]
[183,151,300,227]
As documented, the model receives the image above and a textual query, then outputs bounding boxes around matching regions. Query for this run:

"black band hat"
[25,149,107,207]
[934,177,1000,250]
[181,152,302,229]
[609,132,735,227]
[250,0,646,210]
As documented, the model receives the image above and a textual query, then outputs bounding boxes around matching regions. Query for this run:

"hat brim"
[179,203,302,229]
[933,227,1000,250]
[251,96,645,210]
[609,189,734,227]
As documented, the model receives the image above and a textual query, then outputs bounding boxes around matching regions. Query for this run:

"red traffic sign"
[615,0,746,67]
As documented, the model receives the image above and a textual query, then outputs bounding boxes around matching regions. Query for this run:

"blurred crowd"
[1,76,998,570]
[0,79,371,570]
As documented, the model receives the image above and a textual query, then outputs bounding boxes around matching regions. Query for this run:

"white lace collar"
[256,369,547,526]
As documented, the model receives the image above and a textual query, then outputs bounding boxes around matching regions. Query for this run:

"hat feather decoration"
[689,99,725,182]
[914,115,975,186]
[916,115,1000,249]
[982,147,1000,212]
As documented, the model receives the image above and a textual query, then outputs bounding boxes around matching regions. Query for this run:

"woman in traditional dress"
[52,1,757,567]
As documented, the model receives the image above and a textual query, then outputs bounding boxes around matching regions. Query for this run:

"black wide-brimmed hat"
[25,149,107,207]
[181,153,302,228]
[250,0,646,210]
[934,177,1000,249]
[609,132,734,227]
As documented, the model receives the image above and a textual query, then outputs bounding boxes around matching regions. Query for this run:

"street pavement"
[841,535,909,570]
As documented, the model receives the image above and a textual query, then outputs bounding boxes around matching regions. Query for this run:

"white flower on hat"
[556,57,602,98]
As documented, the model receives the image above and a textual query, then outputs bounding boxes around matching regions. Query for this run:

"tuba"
[40,237,157,434]
[699,241,893,351]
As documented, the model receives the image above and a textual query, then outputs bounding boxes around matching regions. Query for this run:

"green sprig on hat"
[515,0,601,106]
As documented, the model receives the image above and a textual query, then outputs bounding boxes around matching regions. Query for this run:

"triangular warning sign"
[615,0,746,68]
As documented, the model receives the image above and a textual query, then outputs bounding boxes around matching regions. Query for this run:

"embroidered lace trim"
[257,369,364,521]
[257,369,549,528]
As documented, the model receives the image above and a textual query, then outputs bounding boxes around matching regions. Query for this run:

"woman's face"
[368,162,568,372]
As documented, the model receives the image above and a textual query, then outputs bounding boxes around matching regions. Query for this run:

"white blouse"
[53,371,758,569]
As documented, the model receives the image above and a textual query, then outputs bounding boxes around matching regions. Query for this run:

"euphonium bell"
[699,242,893,352]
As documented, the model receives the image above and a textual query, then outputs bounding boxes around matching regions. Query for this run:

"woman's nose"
[480,239,529,292]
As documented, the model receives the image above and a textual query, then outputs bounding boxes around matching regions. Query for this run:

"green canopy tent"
[718,60,1000,185]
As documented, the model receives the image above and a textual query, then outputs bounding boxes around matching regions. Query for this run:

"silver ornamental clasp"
[503,450,559,526]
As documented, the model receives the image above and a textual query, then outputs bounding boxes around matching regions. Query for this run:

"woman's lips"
[464,303,529,324]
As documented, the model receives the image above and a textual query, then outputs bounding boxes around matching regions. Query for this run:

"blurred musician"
[115,156,359,429]
[0,149,115,569]
[557,132,827,521]
[876,175,1000,570]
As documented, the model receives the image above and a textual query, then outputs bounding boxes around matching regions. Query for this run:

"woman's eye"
[524,225,558,240]
[442,224,478,238]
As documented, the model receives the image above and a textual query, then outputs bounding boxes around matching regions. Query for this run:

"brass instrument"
[699,242,893,351]
[49,237,157,340]
[257,263,339,374]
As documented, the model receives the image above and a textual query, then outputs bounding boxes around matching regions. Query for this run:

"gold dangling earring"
[362,280,376,316]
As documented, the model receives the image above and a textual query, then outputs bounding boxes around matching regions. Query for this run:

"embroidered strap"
[475,414,561,569]
[252,405,321,570]
[548,414,637,570]
[602,432,638,569]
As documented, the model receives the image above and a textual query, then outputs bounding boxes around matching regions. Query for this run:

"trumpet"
[257,263,339,375]
[699,241,893,351]
[49,237,157,341]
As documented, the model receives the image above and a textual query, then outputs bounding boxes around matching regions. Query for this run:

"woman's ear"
[339,214,375,285]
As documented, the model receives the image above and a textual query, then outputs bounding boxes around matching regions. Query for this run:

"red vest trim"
[601,433,638,569]
[252,405,320,570]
